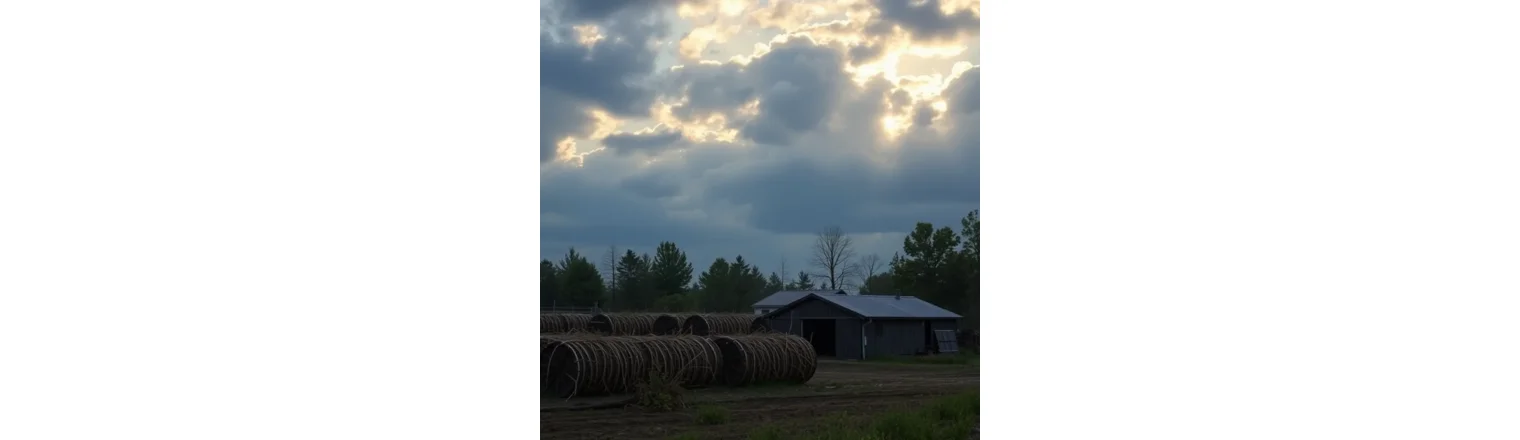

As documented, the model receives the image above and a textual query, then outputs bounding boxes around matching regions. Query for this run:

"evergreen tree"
[765,272,785,294]
[613,250,652,310]
[540,259,558,307]
[788,271,815,290]
[649,241,693,298]
[556,247,605,307]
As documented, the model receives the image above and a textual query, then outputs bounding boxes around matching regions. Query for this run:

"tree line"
[540,210,980,328]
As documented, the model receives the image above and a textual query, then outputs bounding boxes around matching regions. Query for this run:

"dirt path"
[540,360,979,440]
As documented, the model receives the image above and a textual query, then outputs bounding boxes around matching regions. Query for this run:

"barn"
[759,291,961,360]
[750,289,849,316]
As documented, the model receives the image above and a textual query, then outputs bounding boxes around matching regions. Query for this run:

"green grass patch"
[747,425,784,440]
[748,391,979,440]
[695,405,730,425]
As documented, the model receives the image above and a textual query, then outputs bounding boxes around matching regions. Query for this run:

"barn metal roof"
[771,292,962,319]
[752,290,846,307]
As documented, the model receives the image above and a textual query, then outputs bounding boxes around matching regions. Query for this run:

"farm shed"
[751,289,850,316]
[759,292,961,360]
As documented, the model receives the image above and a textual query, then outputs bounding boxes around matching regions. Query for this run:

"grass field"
[540,359,980,440]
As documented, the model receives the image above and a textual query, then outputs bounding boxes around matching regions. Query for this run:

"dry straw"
[749,316,769,333]
[546,337,649,398]
[539,332,603,389]
[543,335,727,398]
[588,313,660,335]
[712,333,818,386]
[651,314,681,335]
[633,335,724,388]
[681,314,758,336]
[540,314,592,333]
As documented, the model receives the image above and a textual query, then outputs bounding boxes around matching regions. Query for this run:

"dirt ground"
[540,360,980,440]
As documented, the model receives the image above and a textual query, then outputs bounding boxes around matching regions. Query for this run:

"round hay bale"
[588,313,658,335]
[562,314,592,332]
[540,314,592,333]
[546,337,648,398]
[540,314,564,333]
[652,314,682,335]
[633,335,723,388]
[750,316,769,333]
[681,314,756,336]
[712,334,817,387]
[540,332,603,388]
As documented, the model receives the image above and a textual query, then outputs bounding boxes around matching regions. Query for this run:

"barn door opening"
[801,319,837,357]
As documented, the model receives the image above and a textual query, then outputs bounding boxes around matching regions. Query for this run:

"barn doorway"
[801,319,837,357]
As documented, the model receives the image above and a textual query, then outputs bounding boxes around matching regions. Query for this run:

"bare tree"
[857,254,881,289]
[811,226,860,291]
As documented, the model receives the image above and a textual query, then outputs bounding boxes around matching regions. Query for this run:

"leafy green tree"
[652,293,695,312]
[890,223,967,312]
[960,210,979,262]
[556,247,605,307]
[540,259,558,307]
[959,210,980,329]
[649,241,693,298]
[861,272,895,294]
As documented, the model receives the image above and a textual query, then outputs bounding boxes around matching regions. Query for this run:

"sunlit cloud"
[541,0,980,265]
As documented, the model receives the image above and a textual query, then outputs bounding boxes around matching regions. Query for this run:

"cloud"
[866,0,980,42]
[540,0,980,272]
[537,0,675,161]
[602,126,687,154]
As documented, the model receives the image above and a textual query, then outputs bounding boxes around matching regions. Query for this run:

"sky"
[540,0,980,284]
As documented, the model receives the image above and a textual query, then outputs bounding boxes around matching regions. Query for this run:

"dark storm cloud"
[602,126,685,153]
[552,0,679,22]
[540,6,980,268]
[943,66,979,114]
[668,62,753,121]
[885,68,980,205]
[867,0,980,41]
[540,166,715,249]
[739,37,850,144]
[661,36,853,144]
[618,171,683,199]
[538,0,675,161]
[847,42,887,65]
[541,88,590,161]
[912,103,936,127]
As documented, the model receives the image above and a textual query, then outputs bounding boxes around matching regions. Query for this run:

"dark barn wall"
[764,297,864,359]
[835,318,863,360]
[864,320,926,358]
[929,319,961,353]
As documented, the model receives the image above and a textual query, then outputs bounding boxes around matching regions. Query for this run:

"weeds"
[695,405,730,425]
[634,370,687,412]
[745,391,979,440]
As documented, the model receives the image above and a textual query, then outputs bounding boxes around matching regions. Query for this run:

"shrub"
[634,370,686,412]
